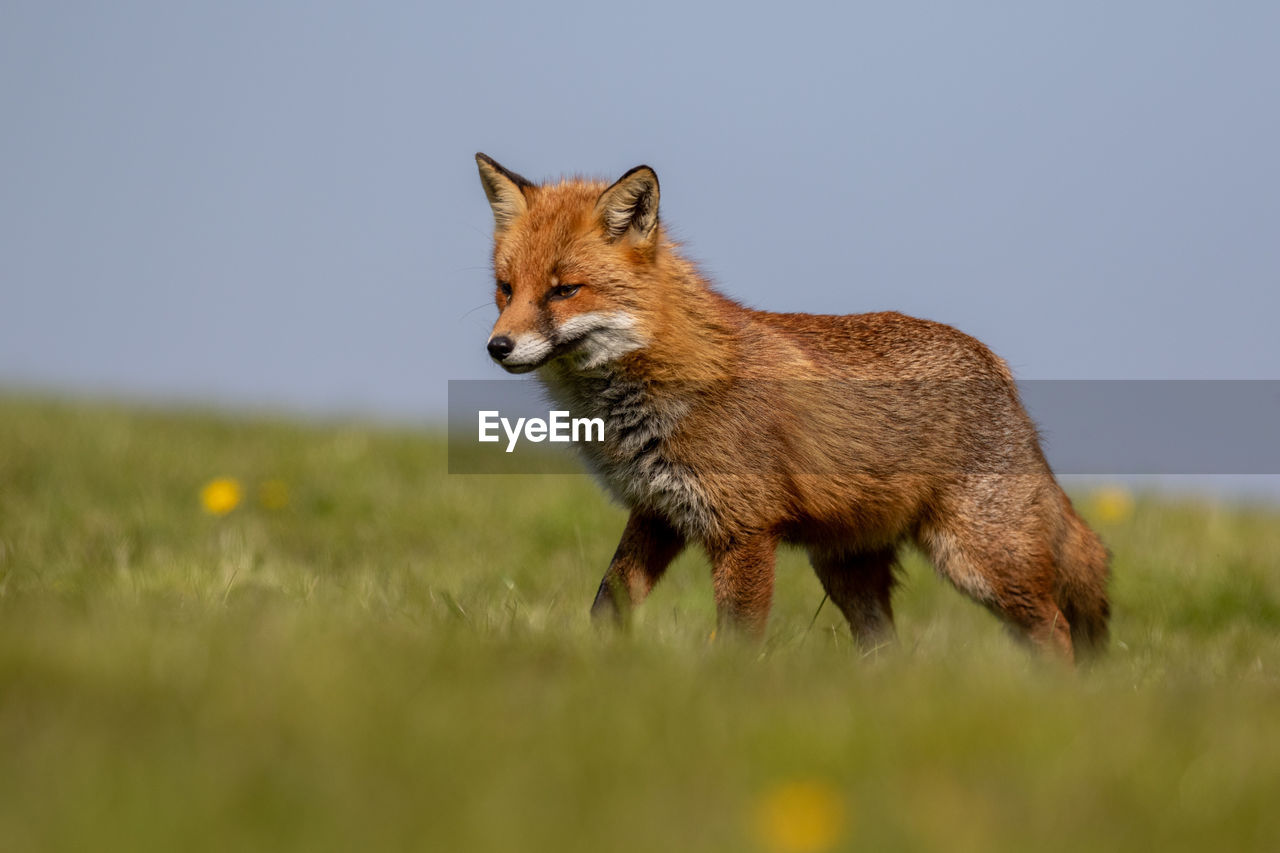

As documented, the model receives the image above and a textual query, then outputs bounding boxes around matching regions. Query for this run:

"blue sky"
[3,2,1279,419]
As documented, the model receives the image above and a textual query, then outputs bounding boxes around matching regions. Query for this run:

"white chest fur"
[541,369,715,538]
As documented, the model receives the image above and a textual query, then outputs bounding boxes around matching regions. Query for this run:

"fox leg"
[807,546,899,651]
[1013,599,1075,662]
[707,534,777,638]
[591,510,685,623]
[919,520,1075,663]
[979,574,1075,663]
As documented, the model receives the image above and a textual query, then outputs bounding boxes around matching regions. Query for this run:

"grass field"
[2,394,1278,852]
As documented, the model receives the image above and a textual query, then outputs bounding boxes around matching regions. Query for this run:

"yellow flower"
[200,477,242,516]
[259,479,290,510]
[752,780,847,853]
[1091,486,1135,523]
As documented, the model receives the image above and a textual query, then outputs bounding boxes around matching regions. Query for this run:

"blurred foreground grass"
[1,394,1278,852]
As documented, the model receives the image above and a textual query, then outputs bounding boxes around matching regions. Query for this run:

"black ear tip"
[615,165,659,195]
[476,152,493,166]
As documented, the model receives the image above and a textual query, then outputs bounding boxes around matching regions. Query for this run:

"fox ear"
[476,153,533,232]
[595,166,660,243]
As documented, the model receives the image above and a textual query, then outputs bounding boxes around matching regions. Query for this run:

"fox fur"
[475,153,1111,662]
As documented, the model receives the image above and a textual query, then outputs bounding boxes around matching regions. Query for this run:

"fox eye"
[497,281,513,298]
[549,284,582,301]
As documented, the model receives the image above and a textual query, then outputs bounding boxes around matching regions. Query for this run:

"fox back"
[476,154,1111,663]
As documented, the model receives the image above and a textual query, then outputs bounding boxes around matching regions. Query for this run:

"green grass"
[2,394,1278,852]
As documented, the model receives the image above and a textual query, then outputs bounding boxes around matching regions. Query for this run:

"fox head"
[475,153,660,374]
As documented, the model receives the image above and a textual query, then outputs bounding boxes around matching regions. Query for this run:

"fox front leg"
[707,533,778,638]
[591,510,685,624]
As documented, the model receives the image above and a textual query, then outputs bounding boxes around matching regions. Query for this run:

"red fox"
[475,153,1111,662]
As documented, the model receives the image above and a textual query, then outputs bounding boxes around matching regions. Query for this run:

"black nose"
[487,336,515,360]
